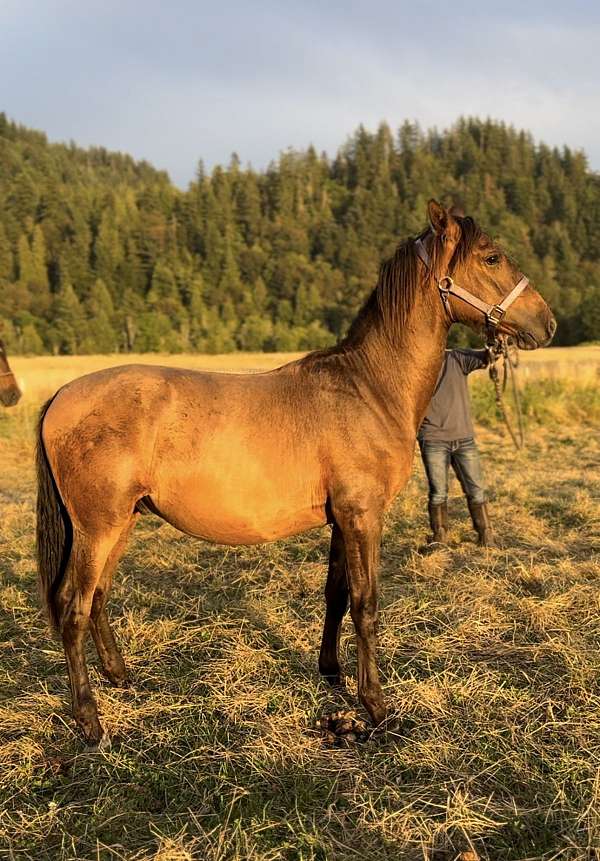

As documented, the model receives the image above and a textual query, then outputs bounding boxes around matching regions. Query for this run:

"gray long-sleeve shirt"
[418,349,488,442]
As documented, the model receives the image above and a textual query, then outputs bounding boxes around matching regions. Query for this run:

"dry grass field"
[1,348,600,860]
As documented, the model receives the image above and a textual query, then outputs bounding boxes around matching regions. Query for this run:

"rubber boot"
[467,499,495,547]
[427,501,448,546]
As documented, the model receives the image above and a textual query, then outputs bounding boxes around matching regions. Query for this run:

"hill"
[1,114,599,354]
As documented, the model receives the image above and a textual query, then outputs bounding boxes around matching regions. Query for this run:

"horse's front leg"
[318,523,349,684]
[333,502,386,726]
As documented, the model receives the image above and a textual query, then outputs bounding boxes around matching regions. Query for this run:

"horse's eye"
[485,254,500,266]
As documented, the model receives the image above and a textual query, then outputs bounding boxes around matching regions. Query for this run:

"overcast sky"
[1,0,598,187]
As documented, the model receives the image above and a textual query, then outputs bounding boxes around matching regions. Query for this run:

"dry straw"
[0,349,599,860]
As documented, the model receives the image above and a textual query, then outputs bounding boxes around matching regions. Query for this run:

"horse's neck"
[355,294,450,434]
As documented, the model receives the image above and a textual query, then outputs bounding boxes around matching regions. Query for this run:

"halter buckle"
[437,277,455,323]
[486,305,506,327]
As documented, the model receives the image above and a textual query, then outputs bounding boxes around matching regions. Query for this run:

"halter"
[0,371,15,379]
[414,235,529,338]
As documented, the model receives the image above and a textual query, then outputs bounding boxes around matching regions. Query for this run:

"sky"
[1,0,599,187]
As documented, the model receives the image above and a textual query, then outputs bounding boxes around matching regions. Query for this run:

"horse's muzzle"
[1,386,22,407]
[515,314,557,350]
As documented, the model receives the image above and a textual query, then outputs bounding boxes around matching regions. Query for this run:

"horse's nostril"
[548,317,557,338]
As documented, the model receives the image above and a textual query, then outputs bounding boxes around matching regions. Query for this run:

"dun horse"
[36,202,556,745]
[0,340,22,407]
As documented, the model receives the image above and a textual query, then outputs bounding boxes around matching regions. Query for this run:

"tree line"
[0,113,599,355]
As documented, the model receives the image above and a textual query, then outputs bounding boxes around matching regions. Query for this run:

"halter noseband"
[415,235,529,336]
[0,371,15,378]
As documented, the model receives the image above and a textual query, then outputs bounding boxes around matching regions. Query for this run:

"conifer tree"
[0,224,13,281]
[0,113,598,351]
[48,279,86,354]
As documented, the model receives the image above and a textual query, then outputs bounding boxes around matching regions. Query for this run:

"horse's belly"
[165,504,326,545]
[153,464,327,545]
[156,495,327,545]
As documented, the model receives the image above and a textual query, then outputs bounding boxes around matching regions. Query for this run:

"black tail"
[36,397,72,634]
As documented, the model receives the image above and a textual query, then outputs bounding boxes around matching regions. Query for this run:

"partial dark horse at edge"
[0,340,22,407]
[36,202,556,746]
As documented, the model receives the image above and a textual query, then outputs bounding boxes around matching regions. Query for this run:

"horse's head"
[425,200,556,349]
[0,341,22,407]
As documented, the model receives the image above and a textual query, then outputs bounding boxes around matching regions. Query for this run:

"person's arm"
[452,348,489,374]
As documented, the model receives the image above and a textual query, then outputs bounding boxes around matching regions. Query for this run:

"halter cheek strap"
[415,235,529,332]
[414,237,431,270]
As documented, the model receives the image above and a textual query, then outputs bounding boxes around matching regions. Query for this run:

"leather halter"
[0,371,15,379]
[414,235,529,333]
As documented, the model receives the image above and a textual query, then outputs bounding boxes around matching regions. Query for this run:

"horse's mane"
[346,233,422,345]
[300,215,483,367]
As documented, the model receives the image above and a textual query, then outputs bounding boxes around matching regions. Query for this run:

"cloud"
[0,1,598,186]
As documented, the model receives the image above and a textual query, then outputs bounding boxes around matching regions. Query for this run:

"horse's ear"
[427,199,461,248]
[428,199,446,234]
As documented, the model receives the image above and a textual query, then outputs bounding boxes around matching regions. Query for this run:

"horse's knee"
[336,506,381,537]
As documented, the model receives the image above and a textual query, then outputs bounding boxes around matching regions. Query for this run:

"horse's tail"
[36,396,72,634]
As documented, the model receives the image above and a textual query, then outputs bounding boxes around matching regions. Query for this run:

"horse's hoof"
[101,664,129,687]
[76,704,104,748]
[86,729,111,753]
[320,672,342,688]
[374,715,402,733]
[370,713,413,739]
[361,697,387,728]
[106,673,130,688]
[315,710,369,746]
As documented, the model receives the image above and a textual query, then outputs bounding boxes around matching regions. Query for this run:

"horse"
[36,201,556,746]
[0,340,22,407]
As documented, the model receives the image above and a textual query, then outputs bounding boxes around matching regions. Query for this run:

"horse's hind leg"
[90,594,127,687]
[57,529,122,745]
[89,517,137,687]
[318,523,349,684]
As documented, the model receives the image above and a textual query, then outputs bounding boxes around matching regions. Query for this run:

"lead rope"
[486,336,525,450]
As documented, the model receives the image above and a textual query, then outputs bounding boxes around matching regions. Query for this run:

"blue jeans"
[419,437,486,505]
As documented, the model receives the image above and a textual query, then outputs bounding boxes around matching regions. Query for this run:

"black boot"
[467,499,495,547]
[427,501,448,545]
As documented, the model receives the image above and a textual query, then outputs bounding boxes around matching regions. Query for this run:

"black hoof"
[318,658,343,686]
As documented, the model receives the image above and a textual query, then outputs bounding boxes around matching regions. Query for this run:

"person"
[418,347,494,547]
